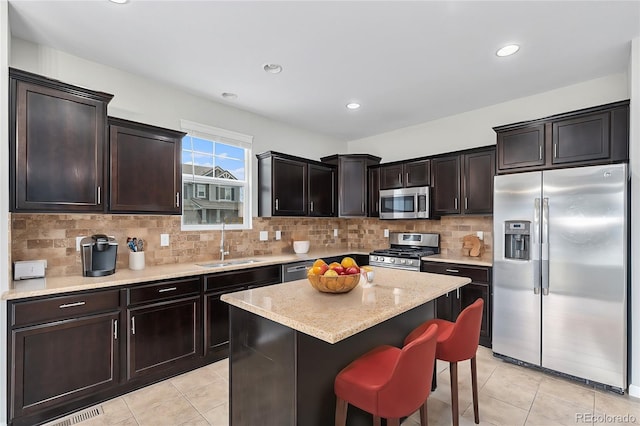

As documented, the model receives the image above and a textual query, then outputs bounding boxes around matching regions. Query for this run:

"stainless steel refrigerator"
[492,163,628,391]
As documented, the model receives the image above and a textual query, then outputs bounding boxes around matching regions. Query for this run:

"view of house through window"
[180,121,252,230]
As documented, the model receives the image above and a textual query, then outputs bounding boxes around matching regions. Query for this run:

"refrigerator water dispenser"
[504,221,530,260]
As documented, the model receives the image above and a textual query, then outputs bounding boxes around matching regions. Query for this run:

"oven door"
[379,187,430,219]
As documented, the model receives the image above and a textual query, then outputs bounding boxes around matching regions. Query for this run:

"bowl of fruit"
[307,257,361,293]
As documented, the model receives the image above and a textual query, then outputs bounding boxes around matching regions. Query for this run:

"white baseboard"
[629,383,640,399]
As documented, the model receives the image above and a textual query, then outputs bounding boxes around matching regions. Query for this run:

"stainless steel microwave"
[379,186,430,219]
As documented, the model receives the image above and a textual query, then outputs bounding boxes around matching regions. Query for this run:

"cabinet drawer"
[11,290,120,328]
[421,262,490,284]
[205,265,281,292]
[128,277,201,306]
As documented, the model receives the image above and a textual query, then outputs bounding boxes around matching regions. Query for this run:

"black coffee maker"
[81,234,118,277]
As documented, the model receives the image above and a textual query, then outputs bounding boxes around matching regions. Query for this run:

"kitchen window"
[180,120,252,230]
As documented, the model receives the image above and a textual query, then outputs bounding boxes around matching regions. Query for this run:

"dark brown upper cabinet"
[432,146,495,216]
[9,68,113,212]
[321,154,381,217]
[379,159,430,190]
[256,151,336,217]
[108,118,185,214]
[368,166,380,218]
[495,100,629,174]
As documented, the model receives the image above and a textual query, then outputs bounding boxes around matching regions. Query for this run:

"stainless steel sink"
[197,259,261,268]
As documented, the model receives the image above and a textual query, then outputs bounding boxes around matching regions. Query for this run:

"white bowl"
[293,240,310,254]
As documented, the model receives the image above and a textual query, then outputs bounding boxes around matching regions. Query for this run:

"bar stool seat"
[334,324,439,426]
[405,298,484,426]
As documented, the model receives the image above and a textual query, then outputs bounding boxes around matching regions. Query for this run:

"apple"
[332,265,345,275]
[345,266,360,275]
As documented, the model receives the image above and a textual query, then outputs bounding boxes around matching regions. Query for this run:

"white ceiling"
[7,1,640,142]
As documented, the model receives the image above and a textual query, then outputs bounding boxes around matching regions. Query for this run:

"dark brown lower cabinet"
[127,296,201,380]
[8,290,121,426]
[422,261,492,348]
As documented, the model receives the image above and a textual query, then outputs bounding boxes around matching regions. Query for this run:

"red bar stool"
[334,324,439,426]
[404,298,484,426]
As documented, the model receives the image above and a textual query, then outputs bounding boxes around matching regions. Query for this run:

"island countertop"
[221,266,470,344]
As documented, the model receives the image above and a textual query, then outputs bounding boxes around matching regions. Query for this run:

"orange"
[323,269,339,277]
[341,256,357,268]
[313,258,327,268]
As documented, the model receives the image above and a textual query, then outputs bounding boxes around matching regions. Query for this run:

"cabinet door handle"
[176,192,180,208]
[59,301,85,309]
[310,201,314,212]
[445,269,460,273]
[158,287,177,293]
[131,317,136,335]
[275,198,279,211]
[454,197,458,210]
[553,143,558,158]
[465,197,468,210]
[114,319,118,340]
[406,172,409,184]
[97,186,101,204]
[539,145,543,160]
[456,287,460,298]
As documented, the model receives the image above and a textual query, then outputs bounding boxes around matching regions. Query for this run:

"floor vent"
[43,405,104,426]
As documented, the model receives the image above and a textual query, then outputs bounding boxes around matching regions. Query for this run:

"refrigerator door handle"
[541,197,550,295]
[533,198,541,294]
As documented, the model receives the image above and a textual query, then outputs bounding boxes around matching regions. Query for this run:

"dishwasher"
[282,260,314,282]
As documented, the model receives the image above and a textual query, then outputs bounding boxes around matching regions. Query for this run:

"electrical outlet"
[76,236,86,252]
[259,231,269,241]
[333,229,338,237]
[384,229,389,237]
[476,231,484,241]
[275,230,282,240]
[160,234,170,247]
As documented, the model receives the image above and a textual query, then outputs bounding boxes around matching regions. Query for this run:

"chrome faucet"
[220,222,230,261]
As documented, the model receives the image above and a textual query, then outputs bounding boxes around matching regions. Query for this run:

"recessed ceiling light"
[221,92,238,100]
[496,44,520,57]
[109,0,128,4]
[263,64,283,74]
[346,103,361,110]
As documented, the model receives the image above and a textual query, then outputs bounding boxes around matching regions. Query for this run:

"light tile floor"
[75,347,640,425]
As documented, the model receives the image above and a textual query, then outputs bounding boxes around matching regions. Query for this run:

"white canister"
[129,251,145,270]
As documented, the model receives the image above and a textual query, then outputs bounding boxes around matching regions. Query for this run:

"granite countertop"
[2,249,367,301]
[422,253,493,267]
[221,266,471,344]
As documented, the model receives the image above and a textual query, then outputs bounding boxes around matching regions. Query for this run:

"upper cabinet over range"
[9,68,113,212]
[494,100,629,174]
[379,159,430,190]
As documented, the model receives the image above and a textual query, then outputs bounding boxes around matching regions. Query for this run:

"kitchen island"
[222,267,471,426]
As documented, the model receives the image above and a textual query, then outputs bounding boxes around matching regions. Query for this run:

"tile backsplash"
[11,214,492,277]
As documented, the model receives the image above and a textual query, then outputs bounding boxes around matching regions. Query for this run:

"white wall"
[347,73,629,160]
[629,36,640,399]
[9,38,345,217]
[1,1,10,423]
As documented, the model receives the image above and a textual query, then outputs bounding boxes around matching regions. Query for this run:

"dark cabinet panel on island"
[9,68,113,212]
[204,265,282,359]
[422,261,492,348]
[495,100,629,173]
[108,117,185,214]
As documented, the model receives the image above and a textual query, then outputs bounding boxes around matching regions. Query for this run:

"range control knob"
[400,259,406,264]
[389,258,395,263]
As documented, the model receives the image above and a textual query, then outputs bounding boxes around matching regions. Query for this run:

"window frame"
[180,120,253,231]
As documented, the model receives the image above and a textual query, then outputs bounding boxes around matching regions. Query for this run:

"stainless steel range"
[369,232,439,271]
